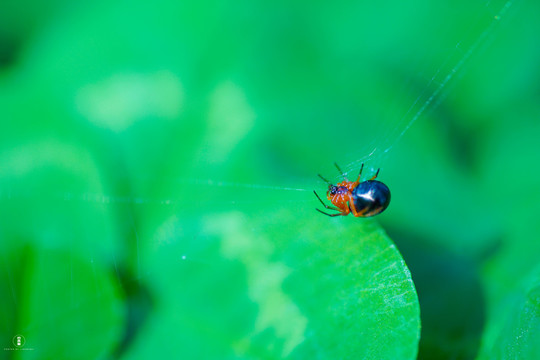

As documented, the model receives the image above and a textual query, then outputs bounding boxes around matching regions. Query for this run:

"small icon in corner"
[12,335,25,348]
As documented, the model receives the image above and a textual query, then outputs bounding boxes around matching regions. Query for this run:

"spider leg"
[349,197,368,217]
[316,208,344,217]
[353,163,364,185]
[369,168,380,180]
[313,191,340,210]
[334,162,348,181]
[318,174,332,185]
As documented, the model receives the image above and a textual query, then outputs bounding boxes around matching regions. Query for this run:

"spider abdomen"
[351,180,391,217]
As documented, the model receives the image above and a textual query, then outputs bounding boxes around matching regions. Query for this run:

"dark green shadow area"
[0,34,20,68]
[387,227,489,360]
[0,243,34,350]
[111,266,154,359]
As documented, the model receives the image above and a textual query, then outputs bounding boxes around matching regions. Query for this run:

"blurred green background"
[1,0,540,359]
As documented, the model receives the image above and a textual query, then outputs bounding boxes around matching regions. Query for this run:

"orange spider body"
[314,163,391,218]
[326,179,360,216]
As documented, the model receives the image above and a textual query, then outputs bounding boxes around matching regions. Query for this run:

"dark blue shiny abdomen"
[351,180,391,217]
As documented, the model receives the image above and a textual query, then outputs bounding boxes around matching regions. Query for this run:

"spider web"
[340,0,516,178]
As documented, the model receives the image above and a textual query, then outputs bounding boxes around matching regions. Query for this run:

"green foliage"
[477,267,540,359]
[1,0,540,359]
[122,210,420,359]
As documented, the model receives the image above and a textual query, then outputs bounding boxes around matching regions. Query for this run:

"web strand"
[344,0,515,173]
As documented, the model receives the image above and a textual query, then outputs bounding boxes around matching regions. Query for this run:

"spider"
[314,163,391,217]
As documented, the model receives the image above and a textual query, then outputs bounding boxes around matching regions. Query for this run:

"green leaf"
[478,268,540,359]
[128,208,420,359]
[0,143,125,359]
[5,246,124,360]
